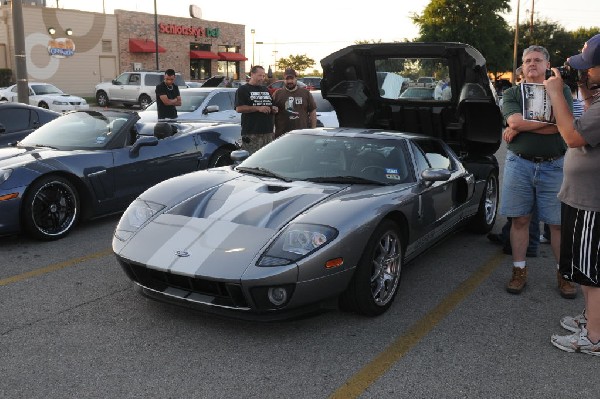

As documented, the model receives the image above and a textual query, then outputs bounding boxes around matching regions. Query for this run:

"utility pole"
[154,0,159,70]
[512,0,521,85]
[12,0,29,104]
[529,0,535,37]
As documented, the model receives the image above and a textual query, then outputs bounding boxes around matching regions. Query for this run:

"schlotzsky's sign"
[159,23,219,38]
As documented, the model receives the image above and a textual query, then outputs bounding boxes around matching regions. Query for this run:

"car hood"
[201,76,225,87]
[0,146,58,169]
[37,93,83,101]
[116,174,347,280]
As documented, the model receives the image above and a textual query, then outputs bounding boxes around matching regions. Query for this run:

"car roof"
[0,102,61,114]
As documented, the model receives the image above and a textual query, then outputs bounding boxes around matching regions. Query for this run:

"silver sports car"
[113,42,502,318]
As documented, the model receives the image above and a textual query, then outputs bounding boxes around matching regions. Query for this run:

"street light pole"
[251,29,255,68]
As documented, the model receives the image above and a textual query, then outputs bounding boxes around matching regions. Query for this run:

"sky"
[47,0,600,72]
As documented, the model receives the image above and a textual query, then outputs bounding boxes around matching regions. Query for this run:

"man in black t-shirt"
[235,65,277,154]
[155,69,181,120]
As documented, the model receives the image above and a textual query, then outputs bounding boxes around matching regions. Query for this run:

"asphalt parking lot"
[1,140,597,399]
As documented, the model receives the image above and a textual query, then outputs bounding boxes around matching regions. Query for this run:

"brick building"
[0,4,247,96]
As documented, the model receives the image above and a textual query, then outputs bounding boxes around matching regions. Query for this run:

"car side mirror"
[230,149,249,164]
[112,79,120,85]
[421,168,452,184]
[130,135,158,155]
[203,105,220,115]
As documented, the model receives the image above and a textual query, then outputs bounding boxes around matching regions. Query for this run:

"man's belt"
[515,152,565,163]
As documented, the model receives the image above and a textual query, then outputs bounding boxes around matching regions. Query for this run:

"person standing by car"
[235,65,278,154]
[155,69,181,120]
[500,45,575,298]
[544,34,600,355]
[273,68,317,138]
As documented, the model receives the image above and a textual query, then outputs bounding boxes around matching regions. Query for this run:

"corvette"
[0,110,240,240]
[114,42,503,318]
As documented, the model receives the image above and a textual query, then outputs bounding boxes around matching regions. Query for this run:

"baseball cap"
[568,34,600,70]
[284,68,297,78]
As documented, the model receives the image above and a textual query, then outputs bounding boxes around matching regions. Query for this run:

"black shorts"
[559,203,600,287]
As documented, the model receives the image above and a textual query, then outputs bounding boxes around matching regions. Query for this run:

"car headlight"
[258,223,338,266]
[52,100,69,105]
[0,168,12,184]
[114,199,165,241]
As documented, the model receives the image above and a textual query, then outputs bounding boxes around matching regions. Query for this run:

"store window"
[217,45,240,80]
[190,43,213,81]
[102,40,112,52]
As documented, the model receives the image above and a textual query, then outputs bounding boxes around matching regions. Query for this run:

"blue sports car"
[0,110,241,240]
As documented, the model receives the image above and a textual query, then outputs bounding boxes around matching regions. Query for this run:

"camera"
[545,63,580,86]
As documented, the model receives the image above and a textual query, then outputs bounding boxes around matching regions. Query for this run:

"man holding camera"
[545,34,600,356]
[500,45,574,298]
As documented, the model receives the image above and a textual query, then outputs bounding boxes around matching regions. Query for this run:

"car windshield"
[145,91,209,112]
[32,84,63,95]
[237,133,414,185]
[20,111,131,150]
[375,58,451,100]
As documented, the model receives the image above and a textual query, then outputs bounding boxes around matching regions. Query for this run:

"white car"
[312,90,339,127]
[0,82,89,112]
[137,87,239,123]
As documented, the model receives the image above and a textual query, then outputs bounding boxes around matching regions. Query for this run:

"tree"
[412,0,513,77]
[510,21,600,68]
[275,54,315,74]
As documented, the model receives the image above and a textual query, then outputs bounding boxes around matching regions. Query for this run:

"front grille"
[119,258,249,308]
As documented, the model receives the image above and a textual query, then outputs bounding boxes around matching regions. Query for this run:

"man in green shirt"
[501,45,575,298]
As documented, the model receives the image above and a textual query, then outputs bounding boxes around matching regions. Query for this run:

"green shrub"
[0,69,12,87]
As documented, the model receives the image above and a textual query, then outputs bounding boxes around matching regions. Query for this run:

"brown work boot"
[506,267,527,294]
[557,271,577,299]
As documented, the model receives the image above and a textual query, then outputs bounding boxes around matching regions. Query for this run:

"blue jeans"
[499,150,563,225]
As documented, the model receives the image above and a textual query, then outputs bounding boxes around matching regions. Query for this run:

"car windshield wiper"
[236,166,292,182]
[26,143,59,150]
[303,176,389,185]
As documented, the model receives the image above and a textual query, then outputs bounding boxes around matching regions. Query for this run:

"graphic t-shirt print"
[286,96,302,119]
[250,91,272,106]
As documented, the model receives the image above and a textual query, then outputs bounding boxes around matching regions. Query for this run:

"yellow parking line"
[0,248,113,286]
[329,251,505,399]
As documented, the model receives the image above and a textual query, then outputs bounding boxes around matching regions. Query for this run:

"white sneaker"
[560,309,587,333]
[539,234,550,244]
[551,325,600,356]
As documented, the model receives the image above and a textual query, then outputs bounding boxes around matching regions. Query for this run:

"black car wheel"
[340,219,403,316]
[208,148,233,168]
[22,176,80,240]
[139,94,152,109]
[469,172,499,233]
[38,102,49,109]
[96,91,109,107]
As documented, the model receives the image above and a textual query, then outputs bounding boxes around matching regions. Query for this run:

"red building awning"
[217,52,248,61]
[190,50,220,59]
[129,38,166,53]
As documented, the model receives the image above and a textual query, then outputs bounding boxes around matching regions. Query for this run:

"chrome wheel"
[339,219,403,316]
[370,229,402,306]
[483,173,498,225]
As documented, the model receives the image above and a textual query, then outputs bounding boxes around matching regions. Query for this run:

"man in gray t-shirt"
[544,33,600,356]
